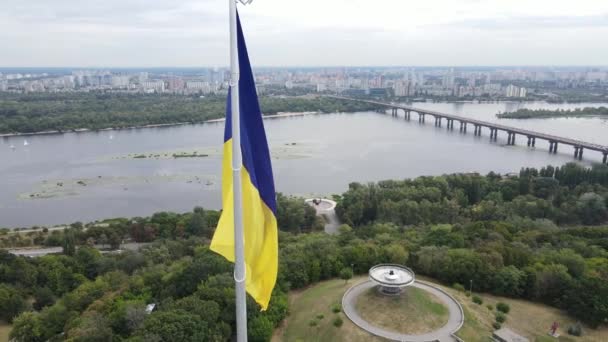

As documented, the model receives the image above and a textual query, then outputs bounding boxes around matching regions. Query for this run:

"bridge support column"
[603,152,608,164]
[549,141,556,153]
[511,133,516,145]
[554,142,558,154]
[527,136,531,147]
[491,129,497,140]
[574,147,579,158]
[531,137,536,147]
[578,147,583,160]
[463,123,467,133]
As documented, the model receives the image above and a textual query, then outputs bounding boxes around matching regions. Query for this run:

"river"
[1,101,607,228]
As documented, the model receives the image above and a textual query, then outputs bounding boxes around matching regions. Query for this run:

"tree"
[492,266,526,297]
[75,247,102,279]
[563,275,608,328]
[62,229,76,256]
[186,207,208,237]
[576,192,607,225]
[33,287,56,311]
[10,312,44,342]
[248,315,273,342]
[0,284,27,322]
[66,311,113,342]
[137,310,209,342]
[339,267,353,284]
[108,232,121,250]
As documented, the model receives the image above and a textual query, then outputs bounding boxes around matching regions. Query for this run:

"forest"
[0,93,379,134]
[2,163,608,341]
[497,106,608,119]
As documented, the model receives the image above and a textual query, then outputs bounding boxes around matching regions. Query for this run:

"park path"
[342,280,464,342]
[305,198,340,234]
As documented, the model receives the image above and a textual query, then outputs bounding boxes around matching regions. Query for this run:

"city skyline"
[1,0,608,67]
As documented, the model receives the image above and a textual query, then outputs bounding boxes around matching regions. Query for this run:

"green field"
[434,280,608,342]
[276,276,608,342]
[355,286,448,335]
[274,277,386,342]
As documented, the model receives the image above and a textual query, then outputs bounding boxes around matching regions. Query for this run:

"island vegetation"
[2,163,608,341]
[0,93,379,135]
[497,106,608,119]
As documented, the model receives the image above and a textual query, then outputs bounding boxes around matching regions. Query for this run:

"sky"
[1,0,608,67]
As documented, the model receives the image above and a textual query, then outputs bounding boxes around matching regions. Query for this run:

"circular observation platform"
[369,264,415,295]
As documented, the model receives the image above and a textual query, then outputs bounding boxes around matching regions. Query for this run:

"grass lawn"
[411,276,608,342]
[275,275,608,342]
[355,286,448,335]
[274,276,387,342]
[0,322,11,342]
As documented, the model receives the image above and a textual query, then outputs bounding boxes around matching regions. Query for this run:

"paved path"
[342,280,464,342]
[305,198,340,234]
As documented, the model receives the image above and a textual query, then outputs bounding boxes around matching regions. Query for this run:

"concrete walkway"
[342,280,464,342]
[305,198,340,234]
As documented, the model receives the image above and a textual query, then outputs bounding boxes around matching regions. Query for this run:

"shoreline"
[0,111,322,138]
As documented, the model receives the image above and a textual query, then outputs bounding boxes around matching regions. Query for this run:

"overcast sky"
[1,0,607,67]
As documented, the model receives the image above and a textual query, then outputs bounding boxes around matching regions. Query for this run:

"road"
[6,242,148,257]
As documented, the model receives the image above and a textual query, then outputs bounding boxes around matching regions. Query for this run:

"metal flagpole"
[229,0,247,341]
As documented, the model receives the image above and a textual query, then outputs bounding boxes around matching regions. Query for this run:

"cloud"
[445,14,608,30]
[1,0,607,66]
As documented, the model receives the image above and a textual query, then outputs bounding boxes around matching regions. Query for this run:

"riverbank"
[0,112,321,138]
[497,106,608,119]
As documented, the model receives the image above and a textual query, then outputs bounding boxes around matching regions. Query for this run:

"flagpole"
[229,0,248,341]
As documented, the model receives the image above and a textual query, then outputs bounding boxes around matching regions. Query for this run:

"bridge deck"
[332,96,608,153]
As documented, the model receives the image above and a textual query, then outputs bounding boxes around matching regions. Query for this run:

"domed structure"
[369,264,415,295]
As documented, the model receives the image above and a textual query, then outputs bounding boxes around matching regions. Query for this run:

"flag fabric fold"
[210,13,278,311]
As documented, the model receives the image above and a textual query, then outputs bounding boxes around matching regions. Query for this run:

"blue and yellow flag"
[210,14,278,310]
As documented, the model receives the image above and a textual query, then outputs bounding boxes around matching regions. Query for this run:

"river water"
[1,101,607,228]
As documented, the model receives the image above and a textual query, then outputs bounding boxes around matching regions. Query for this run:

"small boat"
[23,140,29,146]
[10,144,15,150]
[109,135,114,140]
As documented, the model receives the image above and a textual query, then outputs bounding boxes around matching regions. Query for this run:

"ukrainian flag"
[210,14,278,311]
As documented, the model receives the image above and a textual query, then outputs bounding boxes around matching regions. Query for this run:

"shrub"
[465,292,471,297]
[486,304,494,311]
[333,317,343,327]
[316,314,324,320]
[492,322,501,330]
[495,312,507,323]
[496,302,510,314]
[567,323,583,336]
[331,304,341,313]
[308,319,317,327]
[472,295,483,305]
[453,283,465,292]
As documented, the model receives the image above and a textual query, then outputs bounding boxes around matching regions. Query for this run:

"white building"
[141,81,165,93]
[112,76,131,88]
[186,81,212,94]
[505,84,527,98]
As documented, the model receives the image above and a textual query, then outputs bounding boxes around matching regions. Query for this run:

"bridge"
[330,96,608,164]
